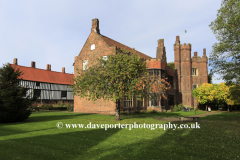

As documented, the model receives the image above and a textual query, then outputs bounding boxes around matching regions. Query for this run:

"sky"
[0,0,224,84]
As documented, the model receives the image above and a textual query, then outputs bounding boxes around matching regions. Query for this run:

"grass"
[121,110,207,118]
[0,111,239,160]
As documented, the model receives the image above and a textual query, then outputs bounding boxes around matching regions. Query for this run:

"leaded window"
[61,91,67,98]
[124,97,132,108]
[192,68,197,75]
[34,89,41,98]
[148,93,161,106]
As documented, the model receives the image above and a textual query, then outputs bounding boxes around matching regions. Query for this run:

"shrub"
[171,104,178,112]
[55,101,65,108]
[64,103,74,111]
[171,103,184,112]
[40,106,67,111]
[178,103,184,110]
[144,109,158,113]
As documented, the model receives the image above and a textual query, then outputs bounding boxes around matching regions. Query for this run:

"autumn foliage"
[192,83,239,111]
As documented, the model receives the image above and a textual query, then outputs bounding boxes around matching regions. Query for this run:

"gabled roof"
[101,35,152,60]
[9,64,74,85]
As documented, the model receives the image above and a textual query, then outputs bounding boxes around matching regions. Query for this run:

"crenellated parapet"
[192,49,208,62]
[180,43,191,50]
[146,58,166,69]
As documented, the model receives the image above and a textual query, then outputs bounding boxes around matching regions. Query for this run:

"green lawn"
[0,111,239,160]
[121,110,207,118]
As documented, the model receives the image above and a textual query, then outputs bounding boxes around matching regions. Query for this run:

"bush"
[171,103,184,112]
[178,103,184,110]
[40,106,67,111]
[0,109,31,123]
[143,109,158,113]
[56,101,65,108]
[64,103,74,111]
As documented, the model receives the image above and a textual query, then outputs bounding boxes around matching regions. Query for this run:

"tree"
[193,82,238,111]
[226,84,240,111]
[72,49,153,120]
[208,71,213,84]
[135,75,171,112]
[0,64,37,123]
[209,83,230,110]
[209,0,240,101]
[192,83,213,110]
[72,48,172,120]
[167,62,175,70]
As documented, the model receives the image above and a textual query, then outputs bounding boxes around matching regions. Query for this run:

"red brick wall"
[74,30,117,114]
[74,20,208,112]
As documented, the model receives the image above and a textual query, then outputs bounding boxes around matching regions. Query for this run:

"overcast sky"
[0,0,224,84]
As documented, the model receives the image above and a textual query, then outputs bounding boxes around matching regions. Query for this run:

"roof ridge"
[10,64,73,75]
[9,64,73,85]
[100,35,152,59]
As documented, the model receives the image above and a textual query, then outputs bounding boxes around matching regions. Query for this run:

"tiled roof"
[9,64,74,85]
[101,35,152,60]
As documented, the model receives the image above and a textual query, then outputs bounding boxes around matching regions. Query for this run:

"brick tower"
[192,48,208,107]
[181,42,193,107]
[173,36,181,104]
[174,36,208,108]
[174,36,193,107]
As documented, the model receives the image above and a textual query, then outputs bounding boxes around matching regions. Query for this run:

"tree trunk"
[217,104,219,110]
[115,99,121,121]
[206,104,208,111]
[228,105,229,112]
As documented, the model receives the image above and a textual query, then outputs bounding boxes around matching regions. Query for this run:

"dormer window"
[91,44,95,50]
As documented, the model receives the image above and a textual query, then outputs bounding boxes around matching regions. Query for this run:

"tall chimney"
[46,64,51,71]
[156,39,166,62]
[194,52,198,57]
[31,61,36,68]
[203,48,206,56]
[91,18,100,34]
[13,58,18,65]
[62,67,65,73]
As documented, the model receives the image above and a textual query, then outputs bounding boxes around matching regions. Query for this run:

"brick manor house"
[73,18,208,114]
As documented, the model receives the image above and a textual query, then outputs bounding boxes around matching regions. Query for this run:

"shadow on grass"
[0,127,56,137]
[120,111,204,119]
[1,119,239,160]
[26,112,94,123]
[0,112,240,159]
[0,127,120,160]
[200,112,240,122]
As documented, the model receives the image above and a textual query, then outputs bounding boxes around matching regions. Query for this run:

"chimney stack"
[91,18,100,34]
[62,67,65,73]
[203,48,206,56]
[194,52,198,57]
[13,58,18,65]
[31,61,36,68]
[156,39,166,62]
[158,39,164,47]
[46,64,51,71]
